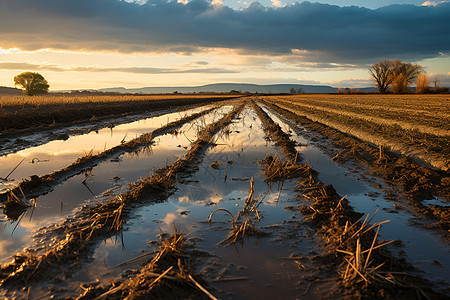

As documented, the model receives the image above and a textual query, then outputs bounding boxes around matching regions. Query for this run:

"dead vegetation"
[0,106,218,208]
[250,101,300,163]
[0,94,239,133]
[264,95,449,172]
[1,98,448,298]
[0,101,245,287]
[251,97,445,299]
[76,227,216,300]
[208,178,268,246]
[260,153,312,182]
[261,99,450,233]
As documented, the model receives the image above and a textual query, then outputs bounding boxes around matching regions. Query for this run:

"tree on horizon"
[14,72,49,96]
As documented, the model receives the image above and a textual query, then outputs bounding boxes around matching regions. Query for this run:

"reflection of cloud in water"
[177,193,222,205]
[265,192,282,206]
[160,212,194,233]
[162,213,178,226]
[0,239,15,258]
[178,196,190,203]
[208,194,222,204]
[11,214,64,231]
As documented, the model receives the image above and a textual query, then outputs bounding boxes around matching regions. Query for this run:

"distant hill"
[0,86,22,95]
[357,87,378,93]
[99,83,338,94]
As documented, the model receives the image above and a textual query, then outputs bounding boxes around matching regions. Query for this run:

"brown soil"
[261,99,450,233]
[75,229,213,300]
[0,101,245,289]
[0,106,218,208]
[252,99,446,299]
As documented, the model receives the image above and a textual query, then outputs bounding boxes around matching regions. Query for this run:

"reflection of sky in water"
[0,106,232,264]
[0,105,214,192]
[70,107,317,299]
[266,107,450,287]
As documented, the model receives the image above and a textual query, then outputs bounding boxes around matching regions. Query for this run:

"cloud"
[0,62,237,74]
[0,1,449,65]
[271,0,284,7]
[422,1,448,6]
[428,73,450,86]
[326,78,374,88]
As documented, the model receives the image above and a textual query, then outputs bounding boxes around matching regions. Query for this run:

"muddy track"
[0,106,218,206]
[251,100,446,299]
[0,101,245,290]
[261,99,450,233]
[75,230,212,300]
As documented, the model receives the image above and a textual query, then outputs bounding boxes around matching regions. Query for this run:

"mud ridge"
[74,229,214,300]
[0,102,245,289]
[252,99,447,299]
[271,98,449,171]
[261,99,450,234]
[0,106,218,207]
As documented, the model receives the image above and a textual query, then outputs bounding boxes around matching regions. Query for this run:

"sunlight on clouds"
[291,49,310,55]
[211,0,223,5]
[271,0,283,7]
[0,47,21,54]
[421,1,448,6]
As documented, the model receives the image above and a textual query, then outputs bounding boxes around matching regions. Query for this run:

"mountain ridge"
[98,83,342,94]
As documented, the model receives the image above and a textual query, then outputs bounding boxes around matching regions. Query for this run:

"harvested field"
[262,94,450,171]
[0,95,449,299]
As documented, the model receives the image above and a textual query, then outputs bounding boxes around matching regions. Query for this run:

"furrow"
[0,106,218,204]
[251,99,446,299]
[0,102,245,287]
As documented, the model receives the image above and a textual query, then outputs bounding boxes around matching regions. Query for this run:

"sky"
[0,0,449,90]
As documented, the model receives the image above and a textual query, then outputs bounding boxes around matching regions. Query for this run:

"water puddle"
[265,106,450,289]
[0,105,214,194]
[60,107,320,299]
[0,106,232,265]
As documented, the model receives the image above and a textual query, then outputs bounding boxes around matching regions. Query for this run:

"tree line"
[369,60,447,94]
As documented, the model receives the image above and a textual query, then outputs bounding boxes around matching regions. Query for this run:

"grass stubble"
[266,95,449,172]
[0,101,246,296]
[1,97,448,299]
[251,99,446,299]
[261,98,450,235]
[0,94,239,133]
[0,105,219,210]
[75,227,218,300]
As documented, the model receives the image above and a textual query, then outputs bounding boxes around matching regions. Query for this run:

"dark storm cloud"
[0,62,237,74]
[0,0,449,64]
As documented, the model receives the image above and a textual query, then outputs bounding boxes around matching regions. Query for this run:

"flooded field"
[0,97,449,299]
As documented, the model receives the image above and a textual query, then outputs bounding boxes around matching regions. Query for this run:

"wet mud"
[261,99,450,233]
[0,98,449,299]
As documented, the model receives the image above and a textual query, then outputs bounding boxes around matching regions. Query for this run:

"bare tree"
[415,73,429,94]
[368,60,396,93]
[392,61,423,93]
[392,73,408,93]
[433,76,441,90]
[369,60,423,94]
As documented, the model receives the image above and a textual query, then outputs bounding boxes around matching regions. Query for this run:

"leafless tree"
[368,60,397,93]
[369,60,423,94]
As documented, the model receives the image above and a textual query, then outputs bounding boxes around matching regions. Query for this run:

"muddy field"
[0,95,449,299]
